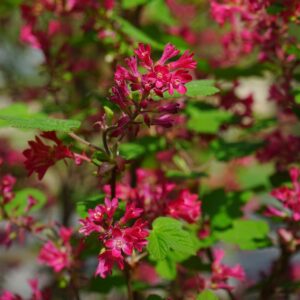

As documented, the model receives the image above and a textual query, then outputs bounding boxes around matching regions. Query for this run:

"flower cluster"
[104,168,201,223]
[109,43,196,135]
[182,248,245,292]
[38,227,74,272]
[209,249,245,290]
[210,0,300,65]
[256,130,300,170]
[23,131,89,180]
[79,197,148,278]
[0,170,42,247]
[219,87,254,128]
[266,167,300,221]
[0,279,50,300]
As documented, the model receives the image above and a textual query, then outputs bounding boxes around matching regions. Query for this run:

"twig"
[68,132,104,152]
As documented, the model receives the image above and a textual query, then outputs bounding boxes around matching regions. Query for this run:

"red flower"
[268,167,300,221]
[79,197,148,278]
[96,250,124,278]
[210,248,245,290]
[38,227,73,272]
[167,190,201,223]
[0,174,16,204]
[23,131,74,180]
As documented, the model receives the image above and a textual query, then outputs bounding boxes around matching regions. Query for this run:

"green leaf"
[5,188,46,216]
[122,0,147,9]
[202,189,252,229]
[166,170,206,180]
[295,94,300,104]
[120,136,166,160]
[266,3,285,15]
[186,103,232,134]
[160,80,219,99]
[216,219,270,250]
[0,115,81,132]
[0,104,46,128]
[210,139,264,161]
[145,0,176,26]
[119,143,145,160]
[185,80,220,97]
[197,290,219,300]
[156,258,177,280]
[116,17,165,50]
[147,217,196,261]
[237,163,274,190]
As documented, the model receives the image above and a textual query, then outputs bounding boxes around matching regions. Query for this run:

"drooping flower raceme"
[108,43,196,135]
[210,248,245,290]
[103,168,201,223]
[38,227,73,272]
[266,167,300,221]
[23,131,89,180]
[79,197,148,278]
[0,279,50,300]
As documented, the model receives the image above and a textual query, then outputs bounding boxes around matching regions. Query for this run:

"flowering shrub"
[1,0,300,299]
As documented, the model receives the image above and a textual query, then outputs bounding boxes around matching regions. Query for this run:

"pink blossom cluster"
[266,167,300,221]
[0,169,42,247]
[79,197,148,278]
[0,279,50,300]
[210,0,300,66]
[183,249,245,292]
[109,43,196,134]
[210,248,245,290]
[20,0,114,80]
[256,130,300,170]
[219,87,254,128]
[38,227,74,273]
[104,168,201,223]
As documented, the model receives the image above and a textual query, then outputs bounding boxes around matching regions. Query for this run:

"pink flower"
[167,190,201,223]
[96,250,124,278]
[79,197,148,278]
[79,197,118,236]
[20,25,41,49]
[0,174,16,204]
[269,167,300,221]
[38,227,73,272]
[210,248,245,290]
[0,291,22,300]
[23,131,74,180]
[109,43,196,134]
[0,279,50,300]
[105,227,133,257]
[39,241,71,272]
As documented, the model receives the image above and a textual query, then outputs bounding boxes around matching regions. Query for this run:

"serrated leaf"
[216,219,270,250]
[0,115,81,132]
[202,189,251,230]
[5,188,46,216]
[147,217,196,261]
[156,258,177,280]
[197,290,219,300]
[186,103,232,134]
[237,163,274,190]
[185,80,220,97]
[160,80,219,99]
[0,104,46,128]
